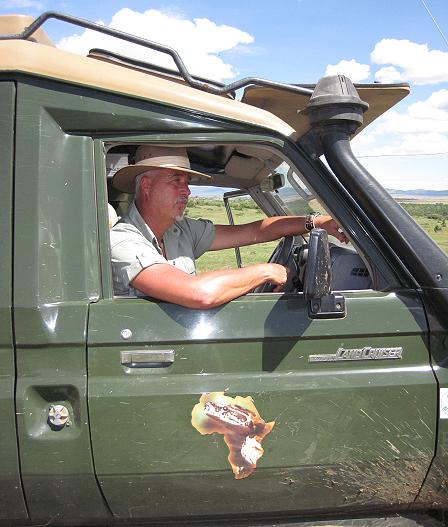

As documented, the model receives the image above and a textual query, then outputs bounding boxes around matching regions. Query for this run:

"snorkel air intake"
[305,75,448,339]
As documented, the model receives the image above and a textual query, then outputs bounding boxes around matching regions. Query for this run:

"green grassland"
[185,198,448,272]
[399,202,448,254]
[185,198,278,272]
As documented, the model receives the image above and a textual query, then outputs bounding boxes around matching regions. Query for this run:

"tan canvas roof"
[0,15,53,46]
[241,84,410,138]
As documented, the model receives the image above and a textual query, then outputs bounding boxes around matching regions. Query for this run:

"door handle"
[120,350,175,368]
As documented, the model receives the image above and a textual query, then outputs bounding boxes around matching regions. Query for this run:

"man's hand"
[266,263,289,292]
[314,215,349,244]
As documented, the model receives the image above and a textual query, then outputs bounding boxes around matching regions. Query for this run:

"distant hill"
[387,188,448,198]
[190,186,226,197]
[191,186,448,199]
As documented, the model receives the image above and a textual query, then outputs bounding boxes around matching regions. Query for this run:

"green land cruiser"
[1,11,448,527]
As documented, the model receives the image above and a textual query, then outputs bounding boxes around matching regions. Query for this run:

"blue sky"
[1,0,447,190]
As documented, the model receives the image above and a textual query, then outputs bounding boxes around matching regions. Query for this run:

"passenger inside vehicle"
[107,144,348,308]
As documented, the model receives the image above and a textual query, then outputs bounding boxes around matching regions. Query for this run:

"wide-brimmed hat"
[112,145,210,193]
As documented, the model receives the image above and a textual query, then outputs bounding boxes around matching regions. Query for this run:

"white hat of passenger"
[112,145,210,193]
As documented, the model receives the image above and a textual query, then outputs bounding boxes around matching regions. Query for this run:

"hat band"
[136,154,191,170]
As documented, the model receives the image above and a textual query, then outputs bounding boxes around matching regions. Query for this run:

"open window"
[104,140,378,301]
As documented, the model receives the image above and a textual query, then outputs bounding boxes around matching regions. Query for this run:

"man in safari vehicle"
[110,145,347,308]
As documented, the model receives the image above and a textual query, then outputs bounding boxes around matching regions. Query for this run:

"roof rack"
[88,48,232,95]
[0,11,313,98]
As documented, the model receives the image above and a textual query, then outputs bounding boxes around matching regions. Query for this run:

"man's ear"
[139,174,152,195]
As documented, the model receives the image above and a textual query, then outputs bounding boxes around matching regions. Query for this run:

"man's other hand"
[267,263,289,292]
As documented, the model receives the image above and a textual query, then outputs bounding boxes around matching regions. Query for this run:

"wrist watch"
[304,212,320,232]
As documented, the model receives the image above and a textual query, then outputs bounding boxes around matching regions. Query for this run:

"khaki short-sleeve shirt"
[110,202,215,296]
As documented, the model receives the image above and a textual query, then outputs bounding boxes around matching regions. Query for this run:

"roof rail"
[88,48,231,95]
[0,11,313,98]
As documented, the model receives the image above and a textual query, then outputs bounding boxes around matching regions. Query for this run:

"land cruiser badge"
[191,392,275,480]
[309,346,403,363]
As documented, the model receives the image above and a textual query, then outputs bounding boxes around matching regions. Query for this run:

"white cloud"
[350,78,448,190]
[352,89,448,158]
[352,128,448,157]
[0,0,42,7]
[352,123,448,190]
[372,89,448,136]
[350,41,448,182]
[371,39,448,85]
[56,8,254,82]
[353,133,375,147]
[374,66,404,84]
[324,59,370,83]
[372,111,448,136]
[408,89,448,121]
[358,154,448,191]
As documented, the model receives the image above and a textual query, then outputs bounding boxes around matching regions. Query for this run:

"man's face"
[142,168,191,221]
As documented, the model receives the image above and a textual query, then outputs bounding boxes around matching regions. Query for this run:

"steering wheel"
[253,235,295,293]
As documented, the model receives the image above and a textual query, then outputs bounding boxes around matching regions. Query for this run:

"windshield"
[271,162,352,249]
[272,162,320,216]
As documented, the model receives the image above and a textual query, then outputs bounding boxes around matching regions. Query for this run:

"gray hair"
[134,170,153,201]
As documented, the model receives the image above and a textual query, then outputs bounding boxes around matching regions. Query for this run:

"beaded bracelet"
[304,212,320,232]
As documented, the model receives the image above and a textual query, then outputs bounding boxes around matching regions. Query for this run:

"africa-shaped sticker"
[191,392,275,480]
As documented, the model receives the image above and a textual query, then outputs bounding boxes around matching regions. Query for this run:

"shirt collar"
[127,202,162,250]
[126,202,185,254]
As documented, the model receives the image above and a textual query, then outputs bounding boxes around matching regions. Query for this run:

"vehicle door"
[87,137,436,520]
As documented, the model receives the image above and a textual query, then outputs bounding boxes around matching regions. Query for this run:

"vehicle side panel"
[0,81,28,520]
[12,81,109,521]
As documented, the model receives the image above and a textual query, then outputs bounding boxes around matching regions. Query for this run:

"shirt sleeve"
[182,217,215,258]
[110,226,166,291]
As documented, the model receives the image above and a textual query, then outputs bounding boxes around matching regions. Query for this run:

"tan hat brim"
[112,163,210,193]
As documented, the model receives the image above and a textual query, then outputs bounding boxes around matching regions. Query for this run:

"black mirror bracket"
[302,228,347,320]
[308,293,346,319]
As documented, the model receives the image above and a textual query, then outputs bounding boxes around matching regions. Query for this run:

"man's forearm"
[192,264,285,308]
[251,216,308,242]
[241,215,344,242]
[211,216,306,250]
[131,262,287,309]
[211,214,347,250]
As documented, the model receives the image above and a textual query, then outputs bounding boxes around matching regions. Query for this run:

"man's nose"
[180,178,191,195]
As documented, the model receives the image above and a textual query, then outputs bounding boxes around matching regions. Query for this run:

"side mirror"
[303,229,346,319]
